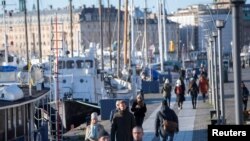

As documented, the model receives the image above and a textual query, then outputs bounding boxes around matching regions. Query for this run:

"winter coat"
[85,123,104,141]
[188,81,199,96]
[131,100,147,118]
[111,108,135,141]
[161,83,172,98]
[155,104,179,137]
[242,86,249,101]
[199,76,209,94]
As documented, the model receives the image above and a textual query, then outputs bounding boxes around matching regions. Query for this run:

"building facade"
[0,5,179,64]
[0,7,82,60]
[168,2,250,67]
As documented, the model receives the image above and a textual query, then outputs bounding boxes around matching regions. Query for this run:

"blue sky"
[4,0,250,13]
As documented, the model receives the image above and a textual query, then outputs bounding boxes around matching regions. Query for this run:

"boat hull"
[63,100,100,131]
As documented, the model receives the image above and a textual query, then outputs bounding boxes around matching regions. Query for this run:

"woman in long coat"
[198,74,209,102]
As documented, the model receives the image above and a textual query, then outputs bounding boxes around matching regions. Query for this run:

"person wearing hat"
[175,78,185,110]
[161,78,172,107]
[85,112,105,141]
[111,100,135,141]
[155,100,179,141]
[131,94,147,127]
[98,130,110,141]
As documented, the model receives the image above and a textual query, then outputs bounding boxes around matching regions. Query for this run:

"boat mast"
[144,0,148,66]
[108,0,112,70]
[99,0,104,70]
[117,0,121,77]
[37,0,42,62]
[130,0,136,97]
[24,0,29,64]
[2,0,8,64]
[69,0,73,57]
[123,0,128,67]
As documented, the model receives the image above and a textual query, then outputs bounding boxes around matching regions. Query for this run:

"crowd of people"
[83,65,249,141]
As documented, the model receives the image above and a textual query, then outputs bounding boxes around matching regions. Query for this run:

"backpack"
[176,86,182,95]
[162,120,178,132]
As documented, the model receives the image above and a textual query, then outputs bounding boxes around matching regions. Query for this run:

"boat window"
[58,61,65,69]
[85,60,93,68]
[76,60,84,68]
[66,60,75,69]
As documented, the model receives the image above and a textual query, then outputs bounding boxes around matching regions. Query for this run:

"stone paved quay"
[63,67,250,141]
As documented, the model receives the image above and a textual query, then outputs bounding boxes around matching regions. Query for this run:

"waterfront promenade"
[64,67,250,141]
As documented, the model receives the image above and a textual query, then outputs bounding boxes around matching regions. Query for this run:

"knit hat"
[176,79,181,85]
[164,79,169,84]
[91,112,98,120]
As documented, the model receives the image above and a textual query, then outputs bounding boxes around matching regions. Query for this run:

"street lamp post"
[212,31,220,123]
[209,37,215,108]
[231,0,245,125]
[216,19,226,124]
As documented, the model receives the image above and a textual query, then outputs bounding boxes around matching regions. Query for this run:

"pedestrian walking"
[131,94,147,127]
[198,74,209,102]
[155,100,179,141]
[85,112,105,141]
[174,79,185,110]
[111,100,135,141]
[188,77,199,109]
[132,126,144,141]
[241,81,249,111]
[109,100,120,122]
[161,78,172,107]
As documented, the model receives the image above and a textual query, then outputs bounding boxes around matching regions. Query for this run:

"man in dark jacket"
[131,94,147,127]
[111,100,136,141]
[155,100,179,141]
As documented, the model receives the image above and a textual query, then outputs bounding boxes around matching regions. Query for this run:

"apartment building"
[0,7,82,59]
[0,5,179,62]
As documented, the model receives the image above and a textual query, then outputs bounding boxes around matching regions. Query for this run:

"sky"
[0,0,250,13]
[4,0,249,14]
